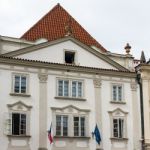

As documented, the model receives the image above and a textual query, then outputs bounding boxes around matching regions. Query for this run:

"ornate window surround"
[51,105,90,138]
[4,101,32,138]
[108,108,128,141]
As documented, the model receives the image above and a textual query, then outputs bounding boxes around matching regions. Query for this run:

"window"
[4,101,32,136]
[113,118,124,138]
[56,115,68,136]
[112,85,123,101]
[109,108,127,140]
[58,80,69,97]
[74,116,85,136]
[13,74,28,94]
[57,79,84,98]
[12,113,26,135]
[4,112,28,136]
[72,81,82,98]
[65,51,75,64]
[52,105,89,138]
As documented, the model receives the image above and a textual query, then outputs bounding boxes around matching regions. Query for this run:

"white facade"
[0,36,141,150]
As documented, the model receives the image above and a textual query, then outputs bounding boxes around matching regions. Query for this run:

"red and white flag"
[48,123,53,144]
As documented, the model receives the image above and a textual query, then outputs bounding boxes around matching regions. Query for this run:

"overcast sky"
[0,0,150,60]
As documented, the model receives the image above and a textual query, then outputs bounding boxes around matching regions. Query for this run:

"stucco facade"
[0,36,141,150]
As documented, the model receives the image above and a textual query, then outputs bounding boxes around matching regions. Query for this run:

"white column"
[93,79,103,150]
[38,73,48,150]
[130,82,141,149]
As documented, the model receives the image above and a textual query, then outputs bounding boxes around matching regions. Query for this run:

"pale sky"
[0,0,150,60]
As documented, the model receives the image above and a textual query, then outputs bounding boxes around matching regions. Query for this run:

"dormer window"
[65,51,75,64]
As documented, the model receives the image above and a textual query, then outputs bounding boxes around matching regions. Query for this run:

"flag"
[94,124,101,145]
[48,123,53,144]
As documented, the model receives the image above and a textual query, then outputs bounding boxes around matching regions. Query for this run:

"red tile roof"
[21,3,107,52]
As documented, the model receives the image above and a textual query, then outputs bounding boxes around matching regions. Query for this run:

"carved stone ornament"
[38,74,48,82]
[93,79,102,88]
[130,83,137,91]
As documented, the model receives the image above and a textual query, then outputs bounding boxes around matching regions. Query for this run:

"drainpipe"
[136,72,145,150]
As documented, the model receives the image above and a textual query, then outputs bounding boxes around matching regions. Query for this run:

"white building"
[0,3,141,150]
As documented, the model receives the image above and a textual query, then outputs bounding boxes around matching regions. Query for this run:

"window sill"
[7,135,31,138]
[55,96,86,101]
[110,137,128,141]
[54,136,90,139]
[110,101,126,104]
[10,93,31,97]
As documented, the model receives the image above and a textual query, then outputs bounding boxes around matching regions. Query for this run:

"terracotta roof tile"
[21,3,107,52]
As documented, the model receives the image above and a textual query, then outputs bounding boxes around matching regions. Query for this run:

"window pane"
[21,77,26,93]
[119,119,124,138]
[20,114,26,135]
[12,113,20,135]
[14,76,20,93]
[63,116,68,136]
[113,86,117,101]
[113,119,118,138]
[78,82,82,97]
[80,117,85,136]
[58,80,63,96]
[74,117,79,136]
[64,81,69,96]
[72,81,76,97]
[118,86,122,101]
[56,116,61,136]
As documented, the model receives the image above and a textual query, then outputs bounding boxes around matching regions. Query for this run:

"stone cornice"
[0,56,136,78]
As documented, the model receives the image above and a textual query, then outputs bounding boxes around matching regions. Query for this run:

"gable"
[12,39,119,70]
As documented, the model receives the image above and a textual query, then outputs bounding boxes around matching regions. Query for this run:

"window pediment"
[51,105,90,114]
[7,101,32,111]
[108,108,128,117]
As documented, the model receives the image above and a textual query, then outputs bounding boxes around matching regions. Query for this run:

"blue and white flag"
[94,124,101,145]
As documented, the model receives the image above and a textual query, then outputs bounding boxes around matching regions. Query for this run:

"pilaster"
[38,73,48,150]
[130,82,141,149]
[93,79,103,150]
[142,79,150,146]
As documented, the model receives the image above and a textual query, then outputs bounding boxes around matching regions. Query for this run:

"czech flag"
[48,123,53,144]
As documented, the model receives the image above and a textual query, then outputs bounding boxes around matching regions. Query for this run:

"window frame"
[12,112,27,136]
[112,117,125,139]
[56,115,68,136]
[56,78,84,99]
[111,83,124,102]
[64,50,76,64]
[12,73,29,95]
[73,116,86,137]
[109,108,128,140]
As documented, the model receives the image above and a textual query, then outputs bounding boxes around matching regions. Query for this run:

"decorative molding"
[55,96,86,101]
[7,101,32,110]
[0,56,136,78]
[10,93,31,97]
[108,108,128,115]
[93,79,102,88]
[130,83,137,91]
[38,73,48,82]
[51,105,90,112]
[110,101,126,104]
